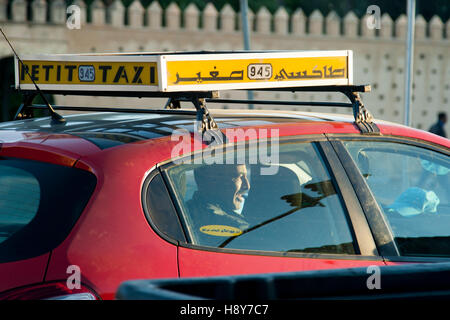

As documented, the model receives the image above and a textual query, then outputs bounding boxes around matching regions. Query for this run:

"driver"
[186,163,251,245]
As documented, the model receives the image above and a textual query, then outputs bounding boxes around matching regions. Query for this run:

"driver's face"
[230,165,251,211]
[198,164,251,212]
[217,164,250,212]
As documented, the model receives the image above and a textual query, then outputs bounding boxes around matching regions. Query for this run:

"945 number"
[247,64,272,80]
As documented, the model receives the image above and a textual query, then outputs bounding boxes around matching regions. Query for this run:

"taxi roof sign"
[15,50,353,93]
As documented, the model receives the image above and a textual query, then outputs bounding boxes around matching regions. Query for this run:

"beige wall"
[1,1,449,130]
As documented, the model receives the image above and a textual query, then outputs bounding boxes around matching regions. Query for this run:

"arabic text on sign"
[274,65,345,80]
[175,68,244,84]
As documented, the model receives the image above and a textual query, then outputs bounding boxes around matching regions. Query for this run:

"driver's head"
[194,164,250,212]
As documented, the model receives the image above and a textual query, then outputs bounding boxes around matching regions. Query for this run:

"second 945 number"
[247,64,272,80]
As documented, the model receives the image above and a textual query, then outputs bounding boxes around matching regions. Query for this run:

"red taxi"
[0,51,448,300]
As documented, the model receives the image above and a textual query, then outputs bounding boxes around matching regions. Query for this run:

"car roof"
[0,109,350,147]
[0,109,448,158]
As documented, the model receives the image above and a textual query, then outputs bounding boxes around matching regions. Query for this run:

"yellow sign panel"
[16,51,353,92]
[200,225,243,237]
[19,61,158,86]
[166,56,348,86]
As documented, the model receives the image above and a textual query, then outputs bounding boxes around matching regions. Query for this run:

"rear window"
[0,158,97,263]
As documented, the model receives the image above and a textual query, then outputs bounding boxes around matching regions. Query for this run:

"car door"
[328,135,450,264]
[144,136,387,278]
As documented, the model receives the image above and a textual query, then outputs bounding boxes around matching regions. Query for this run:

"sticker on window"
[200,225,243,237]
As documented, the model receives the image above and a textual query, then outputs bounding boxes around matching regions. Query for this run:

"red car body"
[0,110,448,300]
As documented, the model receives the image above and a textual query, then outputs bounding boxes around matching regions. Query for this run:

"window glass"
[343,141,450,257]
[144,173,186,242]
[165,141,356,255]
[0,158,97,263]
[0,166,40,244]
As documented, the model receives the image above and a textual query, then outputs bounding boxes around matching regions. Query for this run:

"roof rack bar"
[19,90,219,99]
[258,85,371,93]
[19,86,369,99]
[254,84,378,134]
[206,99,352,108]
[24,104,198,116]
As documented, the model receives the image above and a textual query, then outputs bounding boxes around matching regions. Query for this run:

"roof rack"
[14,50,379,136]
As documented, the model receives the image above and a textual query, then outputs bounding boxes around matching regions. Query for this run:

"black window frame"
[151,134,383,262]
[327,133,450,262]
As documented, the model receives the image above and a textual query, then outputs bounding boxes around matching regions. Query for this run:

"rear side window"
[0,158,97,263]
[164,141,357,255]
[343,141,450,257]
[143,173,186,243]
[0,166,40,245]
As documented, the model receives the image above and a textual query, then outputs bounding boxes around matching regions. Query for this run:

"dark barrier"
[116,262,450,300]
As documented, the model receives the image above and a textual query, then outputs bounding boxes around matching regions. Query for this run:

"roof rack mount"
[165,95,226,145]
